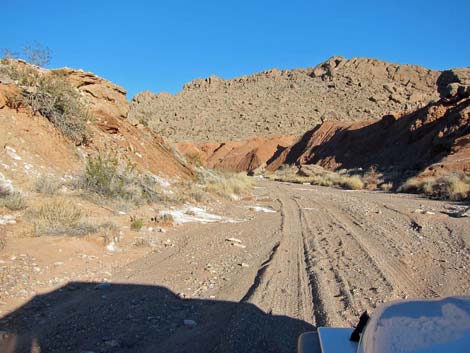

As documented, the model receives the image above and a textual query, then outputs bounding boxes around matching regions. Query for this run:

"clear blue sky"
[3,0,469,98]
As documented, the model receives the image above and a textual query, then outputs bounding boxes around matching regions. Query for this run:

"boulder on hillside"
[437,68,470,100]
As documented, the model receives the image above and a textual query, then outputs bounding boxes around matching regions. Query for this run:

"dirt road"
[2,181,470,353]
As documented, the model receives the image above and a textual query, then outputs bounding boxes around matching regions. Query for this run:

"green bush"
[130,216,144,231]
[80,150,164,206]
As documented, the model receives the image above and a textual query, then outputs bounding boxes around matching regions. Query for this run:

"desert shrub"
[437,174,470,200]
[1,61,90,144]
[399,173,470,201]
[130,216,144,231]
[81,151,139,201]
[99,222,120,245]
[79,150,167,206]
[22,42,52,67]
[187,187,205,202]
[0,192,27,211]
[22,72,90,144]
[35,175,62,195]
[1,48,19,61]
[30,199,95,236]
[82,151,125,197]
[0,61,40,86]
[2,42,51,67]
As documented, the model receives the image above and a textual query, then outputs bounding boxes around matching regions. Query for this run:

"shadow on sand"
[0,282,313,353]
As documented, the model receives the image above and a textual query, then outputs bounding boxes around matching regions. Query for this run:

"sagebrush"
[30,199,95,236]
[399,173,470,201]
[35,175,62,195]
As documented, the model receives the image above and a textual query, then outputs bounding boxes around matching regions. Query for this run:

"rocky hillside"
[176,68,470,180]
[130,56,442,142]
[0,60,192,193]
[266,68,470,177]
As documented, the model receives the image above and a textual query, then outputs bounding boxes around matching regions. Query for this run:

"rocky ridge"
[130,56,443,142]
[177,68,470,179]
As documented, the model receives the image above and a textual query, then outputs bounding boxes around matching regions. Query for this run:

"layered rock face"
[60,68,130,121]
[130,56,442,142]
[177,135,297,173]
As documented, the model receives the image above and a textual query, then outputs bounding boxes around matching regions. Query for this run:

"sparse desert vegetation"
[28,198,95,236]
[197,169,255,199]
[78,150,165,207]
[266,164,470,202]
[0,191,27,211]
[266,165,365,190]
[35,175,62,195]
[130,216,144,231]
[1,16,470,353]
[0,59,90,144]
[399,172,470,201]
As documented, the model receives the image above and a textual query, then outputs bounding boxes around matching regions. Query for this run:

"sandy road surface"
[1,181,470,353]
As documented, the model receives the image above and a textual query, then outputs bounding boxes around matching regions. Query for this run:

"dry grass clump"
[0,192,27,211]
[338,175,365,190]
[399,172,470,201]
[35,175,62,195]
[197,169,255,199]
[29,199,95,236]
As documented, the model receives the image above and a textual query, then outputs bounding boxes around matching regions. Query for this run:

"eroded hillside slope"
[130,56,441,141]
[266,69,470,178]
[0,60,192,193]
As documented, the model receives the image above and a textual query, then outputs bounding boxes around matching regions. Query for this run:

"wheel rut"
[242,184,315,325]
